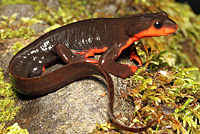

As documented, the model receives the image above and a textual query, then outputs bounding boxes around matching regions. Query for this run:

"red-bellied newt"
[9,11,178,132]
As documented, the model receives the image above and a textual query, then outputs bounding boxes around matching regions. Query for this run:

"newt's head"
[128,11,178,39]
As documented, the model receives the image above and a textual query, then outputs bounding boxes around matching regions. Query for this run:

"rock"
[104,4,118,15]
[96,4,118,15]
[116,0,127,5]
[30,22,48,34]
[46,0,60,11]
[13,77,109,133]
[0,4,35,20]
[35,0,60,11]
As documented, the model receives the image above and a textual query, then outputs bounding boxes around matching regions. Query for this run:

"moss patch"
[0,68,28,133]
[0,14,38,40]
[3,123,29,134]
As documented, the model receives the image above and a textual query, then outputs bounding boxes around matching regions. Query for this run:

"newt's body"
[9,11,177,132]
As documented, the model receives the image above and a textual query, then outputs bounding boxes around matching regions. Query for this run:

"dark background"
[176,0,200,14]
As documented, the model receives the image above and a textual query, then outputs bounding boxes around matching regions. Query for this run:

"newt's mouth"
[166,24,178,34]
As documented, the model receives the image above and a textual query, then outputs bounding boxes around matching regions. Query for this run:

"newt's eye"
[153,21,163,29]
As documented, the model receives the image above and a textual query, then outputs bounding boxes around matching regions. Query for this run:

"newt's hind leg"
[54,44,98,63]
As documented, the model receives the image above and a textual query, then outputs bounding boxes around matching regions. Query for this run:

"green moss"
[0,0,43,13]
[1,0,32,7]
[35,0,89,27]
[3,123,29,134]
[0,68,28,133]
[12,42,24,55]
[35,0,117,29]
[0,68,24,132]
[124,47,200,133]
[0,14,36,39]
[90,123,118,133]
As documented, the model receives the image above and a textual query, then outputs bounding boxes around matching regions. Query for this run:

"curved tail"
[9,62,156,132]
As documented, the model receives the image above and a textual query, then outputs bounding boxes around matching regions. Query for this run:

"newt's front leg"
[99,42,138,78]
[54,44,98,64]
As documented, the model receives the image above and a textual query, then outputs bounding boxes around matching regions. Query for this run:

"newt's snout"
[164,19,178,34]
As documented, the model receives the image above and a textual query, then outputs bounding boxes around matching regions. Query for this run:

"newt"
[9,11,178,132]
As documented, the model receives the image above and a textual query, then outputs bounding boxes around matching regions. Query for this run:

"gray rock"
[96,4,118,15]
[15,77,109,134]
[35,0,60,11]
[103,4,118,15]
[0,4,35,20]
[30,22,48,34]
[46,0,60,11]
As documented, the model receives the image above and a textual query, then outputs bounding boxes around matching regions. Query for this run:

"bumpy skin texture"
[9,11,178,132]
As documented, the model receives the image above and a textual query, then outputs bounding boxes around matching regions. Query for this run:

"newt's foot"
[129,46,143,66]
[85,58,98,63]
[128,65,138,74]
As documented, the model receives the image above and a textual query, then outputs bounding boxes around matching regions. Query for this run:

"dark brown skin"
[9,11,178,132]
